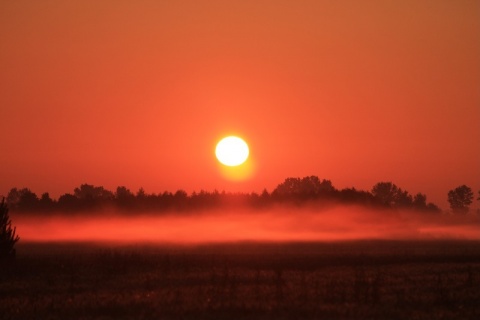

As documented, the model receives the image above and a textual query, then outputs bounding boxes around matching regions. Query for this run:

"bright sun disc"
[215,136,249,166]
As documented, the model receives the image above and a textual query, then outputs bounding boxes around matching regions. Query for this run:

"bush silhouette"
[0,198,20,258]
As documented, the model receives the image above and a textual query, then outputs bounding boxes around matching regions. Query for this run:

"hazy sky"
[1,0,479,209]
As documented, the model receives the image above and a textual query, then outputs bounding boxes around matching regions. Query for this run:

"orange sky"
[1,0,479,210]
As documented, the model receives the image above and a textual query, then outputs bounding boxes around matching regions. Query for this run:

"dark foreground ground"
[1,240,480,319]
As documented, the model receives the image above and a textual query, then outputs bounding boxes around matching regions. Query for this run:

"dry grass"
[1,240,480,319]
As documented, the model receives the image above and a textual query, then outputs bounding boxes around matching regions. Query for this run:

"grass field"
[1,240,480,319]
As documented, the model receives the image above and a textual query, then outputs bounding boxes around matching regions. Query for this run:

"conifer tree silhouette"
[0,198,20,258]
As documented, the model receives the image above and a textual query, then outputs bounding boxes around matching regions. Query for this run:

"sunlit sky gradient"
[1,0,479,209]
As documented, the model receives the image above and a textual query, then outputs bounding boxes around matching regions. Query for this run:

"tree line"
[1,176,478,214]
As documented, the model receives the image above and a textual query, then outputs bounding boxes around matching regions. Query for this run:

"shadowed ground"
[1,240,480,319]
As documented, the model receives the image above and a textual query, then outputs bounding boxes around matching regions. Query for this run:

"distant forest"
[2,176,478,214]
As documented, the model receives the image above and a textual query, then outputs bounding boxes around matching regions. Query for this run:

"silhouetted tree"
[134,188,147,210]
[372,182,399,207]
[273,176,335,200]
[1,176,442,214]
[57,193,79,211]
[7,188,39,211]
[371,182,414,208]
[38,192,54,211]
[115,186,135,210]
[259,188,271,206]
[190,190,217,208]
[173,190,187,199]
[338,188,375,205]
[426,202,441,213]
[395,189,413,208]
[74,184,114,201]
[261,188,270,199]
[404,193,441,212]
[73,184,114,209]
[477,191,480,215]
[0,198,19,259]
[6,188,21,209]
[413,193,427,208]
[174,190,188,209]
[273,177,301,197]
[158,191,174,209]
[448,185,474,214]
[115,186,134,199]
[136,188,146,199]
[411,193,440,213]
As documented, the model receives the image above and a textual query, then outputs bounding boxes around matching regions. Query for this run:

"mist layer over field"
[14,206,480,243]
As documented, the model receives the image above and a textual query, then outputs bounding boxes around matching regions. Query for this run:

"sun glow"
[215,136,249,166]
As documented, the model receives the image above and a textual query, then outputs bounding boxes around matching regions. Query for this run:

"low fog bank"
[12,205,480,243]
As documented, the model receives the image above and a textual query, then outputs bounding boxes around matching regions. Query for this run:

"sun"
[215,136,249,166]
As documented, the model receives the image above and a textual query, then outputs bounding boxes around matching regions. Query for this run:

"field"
[1,240,480,319]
